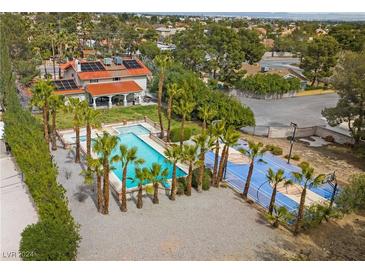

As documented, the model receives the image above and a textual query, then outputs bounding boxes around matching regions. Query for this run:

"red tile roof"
[86,81,143,97]
[78,70,114,80]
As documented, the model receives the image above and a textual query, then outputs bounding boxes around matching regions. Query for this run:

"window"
[71,73,74,78]
[113,77,121,81]
[90,79,99,83]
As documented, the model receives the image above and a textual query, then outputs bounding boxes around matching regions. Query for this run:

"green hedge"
[265,144,283,155]
[170,127,192,143]
[1,23,80,260]
[235,73,301,96]
[192,167,212,191]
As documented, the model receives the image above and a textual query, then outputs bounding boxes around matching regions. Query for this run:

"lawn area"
[37,104,202,134]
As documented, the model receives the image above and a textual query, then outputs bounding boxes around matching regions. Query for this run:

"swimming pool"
[110,132,186,189]
[114,124,150,135]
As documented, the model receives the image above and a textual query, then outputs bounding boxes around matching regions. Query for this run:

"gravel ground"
[52,141,297,260]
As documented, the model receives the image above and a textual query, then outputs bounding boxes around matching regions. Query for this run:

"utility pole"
[287,122,297,164]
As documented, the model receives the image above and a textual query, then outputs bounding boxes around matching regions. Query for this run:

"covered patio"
[86,81,144,109]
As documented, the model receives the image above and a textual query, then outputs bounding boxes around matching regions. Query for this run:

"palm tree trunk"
[137,184,143,208]
[157,74,165,139]
[294,186,307,235]
[75,126,80,163]
[217,145,227,183]
[166,97,173,142]
[43,106,49,143]
[86,122,91,158]
[120,166,128,212]
[269,184,278,214]
[179,116,185,147]
[153,182,159,204]
[212,140,220,187]
[102,162,110,215]
[198,152,205,192]
[97,174,103,212]
[186,163,193,196]
[242,161,254,199]
[51,111,57,151]
[169,162,177,200]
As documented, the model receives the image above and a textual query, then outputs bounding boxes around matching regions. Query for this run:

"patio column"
[92,96,96,109]
[138,93,142,104]
[123,94,128,106]
[108,96,112,109]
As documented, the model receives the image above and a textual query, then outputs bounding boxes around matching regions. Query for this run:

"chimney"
[75,59,81,72]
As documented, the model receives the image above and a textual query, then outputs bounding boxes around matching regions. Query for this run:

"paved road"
[238,93,339,127]
[0,141,38,261]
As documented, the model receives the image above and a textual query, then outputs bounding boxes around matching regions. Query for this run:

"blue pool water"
[115,125,150,135]
[110,132,186,189]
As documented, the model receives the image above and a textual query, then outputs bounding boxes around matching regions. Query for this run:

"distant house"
[55,56,151,108]
[241,63,307,90]
[155,26,177,38]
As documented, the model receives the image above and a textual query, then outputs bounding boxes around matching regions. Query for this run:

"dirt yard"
[240,133,365,185]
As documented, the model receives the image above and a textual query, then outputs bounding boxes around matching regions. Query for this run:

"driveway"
[238,93,339,127]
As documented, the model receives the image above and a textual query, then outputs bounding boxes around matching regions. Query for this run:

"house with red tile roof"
[55,56,151,108]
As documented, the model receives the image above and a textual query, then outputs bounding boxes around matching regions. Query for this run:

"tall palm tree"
[209,120,226,187]
[239,141,266,200]
[166,83,182,142]
[65,98,86,163]
[154,54,172,139]
[31,79,54,143]
[147,163,169,204]
[174,98,196,147]
[292,163,325,235]
[83,106,101,159]
[164,145,182,201]
[93,132,119,215]
[266,168,287,215]
[48,94,65,151]
[198,105,217,133]
[116,145,145,212]
[134,167,149,209]
[181,144,199,196]
[217,127,240,185]
[85,156,104,213]
[192,133,215,192]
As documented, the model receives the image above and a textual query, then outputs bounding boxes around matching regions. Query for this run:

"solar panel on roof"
[122,60,142,69]
[80,61,105,72]
[53,79,78,91]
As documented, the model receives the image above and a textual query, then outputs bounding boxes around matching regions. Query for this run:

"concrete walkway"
[0,141,38,261]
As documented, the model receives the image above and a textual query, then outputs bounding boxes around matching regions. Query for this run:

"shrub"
[170,127,192,143]
[336,173,365,213]
[20,220,80,261]
[177,177,187,195]
[265,144,283,155]
[302,203,342,230]
[284,154,300,161]
[192,167,212,190]
[323,135,335,142]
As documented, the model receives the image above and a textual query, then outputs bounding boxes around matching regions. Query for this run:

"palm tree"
[209,120,225,187]
[265,206,294,228]
[217,127,240,185]
[192,133,215,192]
[85,156,104,213]
[31,79,54,143]
[174,98,196,147]
[134,167,149,209]
[292,163,325,235]
[147,163,169,204]
[154,54,172,139]
[83,106,101,159]
[116,145,145,212]
[166,83,182,142]
[181,144,199,196]
[266,168,286,215]
[65,98,86,163]
[93,132,119,215]
[48,94,65,151]
[198,105,217,133]
[239,141,266,200]
[164,145,182,201]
